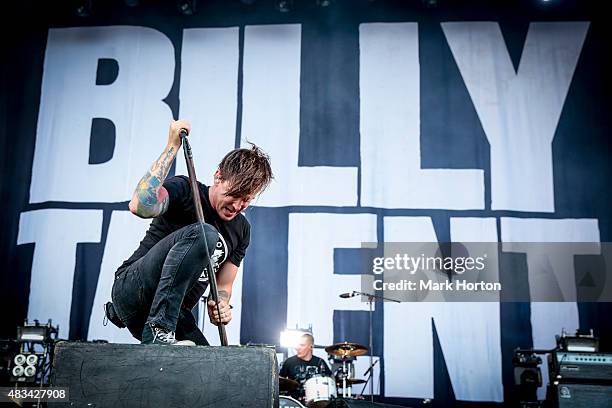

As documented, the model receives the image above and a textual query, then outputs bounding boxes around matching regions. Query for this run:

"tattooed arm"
[128,120,191,218]
[207,261,238,325]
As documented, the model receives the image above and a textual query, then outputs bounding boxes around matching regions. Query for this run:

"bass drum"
[279,395,306,408]
[303,375,337,408]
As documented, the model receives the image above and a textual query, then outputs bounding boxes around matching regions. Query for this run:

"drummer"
[280,333,332,399]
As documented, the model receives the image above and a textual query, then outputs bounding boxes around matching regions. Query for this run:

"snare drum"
[303,375,337,408]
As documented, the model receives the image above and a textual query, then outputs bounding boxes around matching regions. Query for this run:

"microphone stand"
[351,290,399,403]
[180,129,228,346]
[360,360,379,399]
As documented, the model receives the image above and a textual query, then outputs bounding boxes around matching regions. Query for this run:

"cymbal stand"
[341,357,351,398]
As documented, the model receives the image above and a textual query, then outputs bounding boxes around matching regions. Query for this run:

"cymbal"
[325,341,368,357]
[279,376,299,391]
[337,378,367,386]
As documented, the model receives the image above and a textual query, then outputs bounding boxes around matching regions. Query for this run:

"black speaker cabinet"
[51,341,278,407]
[554,383,612,408]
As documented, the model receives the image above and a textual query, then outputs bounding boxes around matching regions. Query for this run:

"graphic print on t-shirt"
[198,232,228,282]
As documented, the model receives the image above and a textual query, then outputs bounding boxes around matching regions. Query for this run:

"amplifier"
[553,383,612,408]
[550,351,612,382]
[51,341,278,408]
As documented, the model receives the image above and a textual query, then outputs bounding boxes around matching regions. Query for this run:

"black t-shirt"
[280,355,333,399]
[117,175,250,309]
[280,355,332,382]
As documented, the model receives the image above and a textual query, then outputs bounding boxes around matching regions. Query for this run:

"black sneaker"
[141,323,196,346]
[141,323,177,345]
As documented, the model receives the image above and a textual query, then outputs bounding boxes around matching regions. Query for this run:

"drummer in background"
[280,333,332,399]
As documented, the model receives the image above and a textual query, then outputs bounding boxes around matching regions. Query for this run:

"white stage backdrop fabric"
[2,2,610,406]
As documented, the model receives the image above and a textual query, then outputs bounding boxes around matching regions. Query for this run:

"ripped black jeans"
[111,222,218,345]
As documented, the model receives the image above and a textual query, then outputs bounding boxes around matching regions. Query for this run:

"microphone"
[364,359,379,376]
[339,291,356,298]
[179,128,189,139]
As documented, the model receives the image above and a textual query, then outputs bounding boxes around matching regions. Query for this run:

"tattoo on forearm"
[136,172,161,206]
[150,147,175,180]
[218,290,230,302]
[134,146,175,216]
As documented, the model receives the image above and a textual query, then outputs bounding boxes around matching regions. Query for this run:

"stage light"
[280,328,311,348]
[24,365,36,377]
[240,0,257,4]
[12,365,25,377]
[177,0,197,15]
[10,321,58,385]
[276,0,293,12]
[17,325,46,342]
[75,0,93,17]
[124,0,140,7]
[316,0,333,7]
[26,354,38,366]
[421,0,438,7]
[14,354,26,366]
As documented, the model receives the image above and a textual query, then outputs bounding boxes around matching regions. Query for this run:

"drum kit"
[279,341,370,408]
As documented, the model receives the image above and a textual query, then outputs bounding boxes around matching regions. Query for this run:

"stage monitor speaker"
[554,383,612,408]
[51,341,278,407]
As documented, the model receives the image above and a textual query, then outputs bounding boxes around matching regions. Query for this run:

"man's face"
[210,171,255,221]
[295,336,312,360]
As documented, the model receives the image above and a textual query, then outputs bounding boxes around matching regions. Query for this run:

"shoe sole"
[174,340,196,346]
